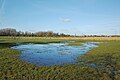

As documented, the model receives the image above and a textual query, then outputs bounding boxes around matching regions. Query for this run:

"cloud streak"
[0,0,5,12]
[0,0,6,26]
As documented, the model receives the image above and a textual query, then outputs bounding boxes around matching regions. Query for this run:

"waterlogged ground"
[12,42,98,66]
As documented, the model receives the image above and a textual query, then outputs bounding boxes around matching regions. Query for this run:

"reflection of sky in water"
[12,42,98,66]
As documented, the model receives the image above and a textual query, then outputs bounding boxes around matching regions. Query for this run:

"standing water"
[12,42,98,66]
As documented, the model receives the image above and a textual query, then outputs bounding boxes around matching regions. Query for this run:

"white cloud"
[63,19,71,22]
[59,18,72,23]
[60,18,71,23]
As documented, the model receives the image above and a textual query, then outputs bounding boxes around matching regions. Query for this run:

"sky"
[0,0,120,35]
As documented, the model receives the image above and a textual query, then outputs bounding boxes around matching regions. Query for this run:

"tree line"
[0,28,119,37]
[0,28,70,37]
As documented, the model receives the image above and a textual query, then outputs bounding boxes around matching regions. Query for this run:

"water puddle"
[12,42,98,66]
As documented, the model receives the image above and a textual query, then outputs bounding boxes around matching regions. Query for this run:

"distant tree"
[0,28,17,36]
[59,33,66,37]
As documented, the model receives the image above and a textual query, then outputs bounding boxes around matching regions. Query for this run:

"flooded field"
[12,42,98,66]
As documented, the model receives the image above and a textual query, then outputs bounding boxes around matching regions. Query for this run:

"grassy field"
[0,36,120,80]
[67,41,83,46]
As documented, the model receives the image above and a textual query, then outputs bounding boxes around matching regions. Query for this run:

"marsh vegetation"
[0,37,120,80]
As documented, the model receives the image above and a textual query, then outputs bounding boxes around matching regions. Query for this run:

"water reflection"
[12,42,98,66]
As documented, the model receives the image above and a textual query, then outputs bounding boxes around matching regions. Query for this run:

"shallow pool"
[12,42,98,66]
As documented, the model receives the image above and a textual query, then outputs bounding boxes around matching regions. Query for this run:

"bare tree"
[0,28,17,36]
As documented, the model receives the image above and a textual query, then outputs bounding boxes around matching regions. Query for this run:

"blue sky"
[0,0,120,35]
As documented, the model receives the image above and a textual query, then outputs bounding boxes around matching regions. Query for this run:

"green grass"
[0,36,120,80]
[0,48,112,80]
[78,41,120,80]
[0,37,63,43]
[67,41,83,46]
